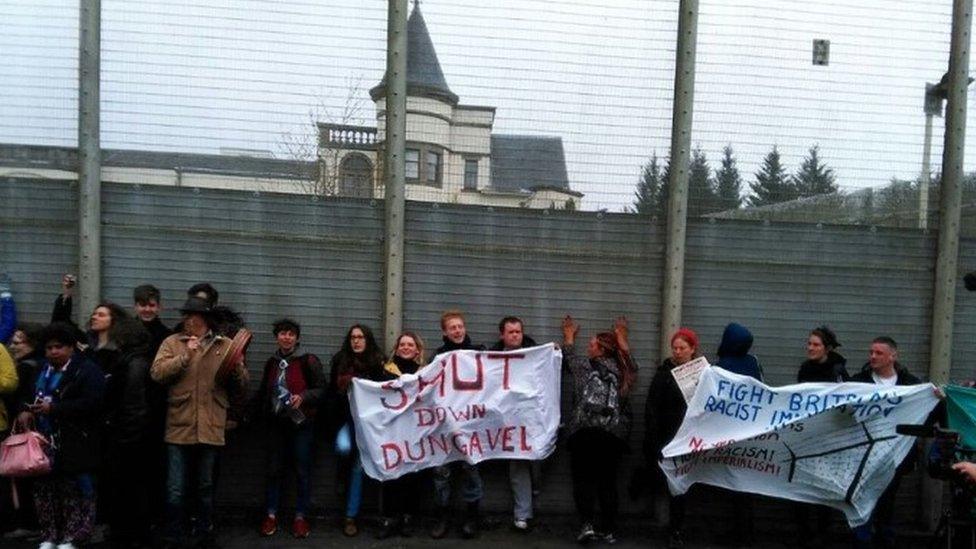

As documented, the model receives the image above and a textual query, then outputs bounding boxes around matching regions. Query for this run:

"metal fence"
[3,0,976,533]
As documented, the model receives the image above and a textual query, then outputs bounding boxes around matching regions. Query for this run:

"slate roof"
[0,143,314,180]
[489,135,574,194]
[370,4,459,105]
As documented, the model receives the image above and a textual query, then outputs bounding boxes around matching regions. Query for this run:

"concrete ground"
[4,514,869,548]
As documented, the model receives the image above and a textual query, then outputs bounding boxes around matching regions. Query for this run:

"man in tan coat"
[151,296,247,548]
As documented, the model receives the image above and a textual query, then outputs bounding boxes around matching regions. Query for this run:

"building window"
[406,149,420,180]
[463,158,478,190]
[339,154,373,198]
[425,151,441,184]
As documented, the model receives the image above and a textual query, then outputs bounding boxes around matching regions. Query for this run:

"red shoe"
[259,514,277,536]
[292,517,311,539]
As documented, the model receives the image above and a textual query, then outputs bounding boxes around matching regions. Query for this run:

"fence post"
[660,0,698,359]
[925,0,972,530]
[78,0,102,321]
[382,0,409,351]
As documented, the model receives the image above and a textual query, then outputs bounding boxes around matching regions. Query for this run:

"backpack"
[580,364,620,429]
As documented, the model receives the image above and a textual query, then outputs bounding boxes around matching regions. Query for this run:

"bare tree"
[277,75,370,196]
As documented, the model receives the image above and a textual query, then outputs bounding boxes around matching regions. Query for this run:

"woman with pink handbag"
[14,323,105,549]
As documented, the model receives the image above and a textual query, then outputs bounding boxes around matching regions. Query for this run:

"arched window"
[339,154,373,198]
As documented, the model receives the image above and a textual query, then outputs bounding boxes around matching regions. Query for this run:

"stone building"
[319,3,582,210]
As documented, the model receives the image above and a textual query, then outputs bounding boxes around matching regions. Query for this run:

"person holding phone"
[15,322,106,549]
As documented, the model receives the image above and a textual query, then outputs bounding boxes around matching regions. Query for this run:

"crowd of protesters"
[0,273,939,549]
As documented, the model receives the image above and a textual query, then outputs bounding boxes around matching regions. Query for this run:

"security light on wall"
[812,39,830,66]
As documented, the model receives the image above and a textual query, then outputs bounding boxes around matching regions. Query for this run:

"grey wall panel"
[0,178,78,324]
[684,221,936,386]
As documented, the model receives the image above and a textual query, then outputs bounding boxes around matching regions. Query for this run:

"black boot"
[376,516,399,540]
[461,502,480,539]
[400,514,414,537]
[430,507,449,539]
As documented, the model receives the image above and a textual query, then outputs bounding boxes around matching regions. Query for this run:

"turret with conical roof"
[370,2,458,105]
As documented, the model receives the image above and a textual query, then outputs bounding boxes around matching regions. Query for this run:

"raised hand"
[562,315,580,345]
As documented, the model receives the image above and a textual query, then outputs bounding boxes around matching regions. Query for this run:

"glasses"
[350,334,366,340]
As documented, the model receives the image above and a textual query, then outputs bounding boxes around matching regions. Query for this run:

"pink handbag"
[0,424,52,478]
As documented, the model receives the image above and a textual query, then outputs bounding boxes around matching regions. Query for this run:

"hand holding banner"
[350,344,562,481]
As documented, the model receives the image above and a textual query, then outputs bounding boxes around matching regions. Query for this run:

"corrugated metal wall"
[0,178,79,322]
[4,177,976,527]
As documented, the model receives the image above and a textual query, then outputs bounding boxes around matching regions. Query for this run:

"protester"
[0,342,19,536]
[131,285,172,532]
[561,315,636,544]
[3,323,44,539]
[15,322,106,549]
[132,284,171,358]
[711,322,763,546]
[100,318,153,548]
[794,325,848,547]
[849,336,920,548]
[0,343,18,432]
[87,301,129,374]
[376,331,427,539]
[255,318,325,539]
[489,316,540,532]
[327,323,385,537]
[430,310,486,539]
[645,327,699,548]
[151,296,249,549]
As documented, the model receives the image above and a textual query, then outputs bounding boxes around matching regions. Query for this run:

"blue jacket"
[715,322,764,381]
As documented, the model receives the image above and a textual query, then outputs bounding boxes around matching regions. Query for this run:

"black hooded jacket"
[798,351,850,383]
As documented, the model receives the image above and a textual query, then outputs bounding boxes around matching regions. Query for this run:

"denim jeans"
[432,462,483,507]
[265,421,314,517]
[509,460,533,520]
[166,444,218,542]
[335,423,364,518]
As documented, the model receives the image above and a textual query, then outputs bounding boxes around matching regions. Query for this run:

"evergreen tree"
[748,146,797,207]
[714,144,743,210]
[794,145,837,197]
[687,147,717,216]
[632,153,663,215]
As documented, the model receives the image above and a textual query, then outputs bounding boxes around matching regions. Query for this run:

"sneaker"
[342,517,358,537]
[668,530,685,549]
[513,519,530,532]
[38,542,56,549]
[56,543,77,549]
[259,515,277,537]
[291,517,310,539]
[600,532,618,545]
[576,523,596,544]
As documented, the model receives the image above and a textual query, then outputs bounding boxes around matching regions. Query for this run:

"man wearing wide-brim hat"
[151,296,248,549]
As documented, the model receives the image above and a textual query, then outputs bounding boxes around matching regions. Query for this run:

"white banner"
[661,367,939,526]
[349,344,562,481]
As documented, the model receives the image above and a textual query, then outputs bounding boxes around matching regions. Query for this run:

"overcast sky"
[0,0,967,211]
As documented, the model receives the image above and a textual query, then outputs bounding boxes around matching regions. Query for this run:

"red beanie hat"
[671,327,699,350]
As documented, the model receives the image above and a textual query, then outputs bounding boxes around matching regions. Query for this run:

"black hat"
[179,296,213,315]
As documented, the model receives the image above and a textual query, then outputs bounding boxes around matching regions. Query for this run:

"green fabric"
[945,384,976,450]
